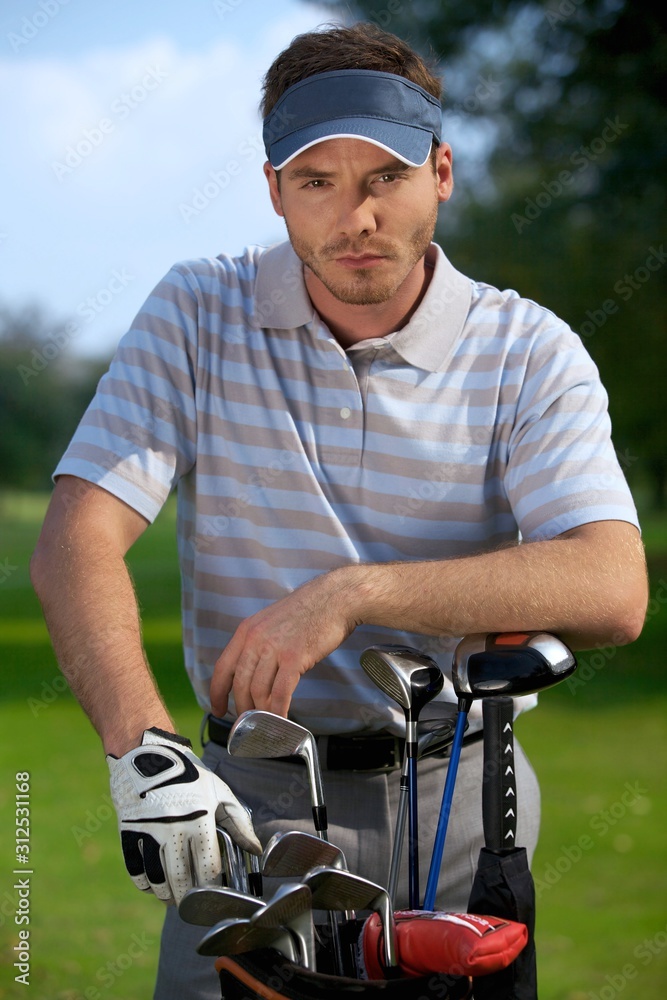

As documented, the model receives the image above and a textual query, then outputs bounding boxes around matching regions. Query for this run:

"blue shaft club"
[423,698,471,910]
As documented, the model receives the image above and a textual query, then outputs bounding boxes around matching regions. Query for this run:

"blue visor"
[263,69,442,169]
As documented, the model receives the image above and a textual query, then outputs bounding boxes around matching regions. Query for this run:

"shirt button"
[340,407,351,420]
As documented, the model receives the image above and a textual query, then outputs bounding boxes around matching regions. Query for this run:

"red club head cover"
[361,910,528,979]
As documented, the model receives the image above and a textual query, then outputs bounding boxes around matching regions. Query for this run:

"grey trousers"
[153,730,540,999]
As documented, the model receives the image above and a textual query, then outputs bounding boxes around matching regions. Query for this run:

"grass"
[0,492,666,999]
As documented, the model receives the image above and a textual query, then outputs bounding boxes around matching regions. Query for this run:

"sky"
[0,0,343,358]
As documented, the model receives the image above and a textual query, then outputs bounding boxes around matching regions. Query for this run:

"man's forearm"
[211,519,647,717]
[345,521,648,650]
[31,537,174,757]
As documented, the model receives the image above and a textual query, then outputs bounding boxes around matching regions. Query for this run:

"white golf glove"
[107,727,261,905]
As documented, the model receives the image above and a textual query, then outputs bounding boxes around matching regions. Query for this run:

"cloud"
[0,6,336,355]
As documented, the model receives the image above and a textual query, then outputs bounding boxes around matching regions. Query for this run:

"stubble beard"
[285,203,438,306]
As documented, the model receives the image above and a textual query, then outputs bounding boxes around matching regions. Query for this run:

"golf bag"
[216,947,472,1000]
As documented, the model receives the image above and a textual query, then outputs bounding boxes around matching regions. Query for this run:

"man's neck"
[304,251,436,349]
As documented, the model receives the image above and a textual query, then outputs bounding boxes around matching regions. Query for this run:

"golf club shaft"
[388,722,459,904]
[307,761,345,975]
[408,753,419,908]
[423,700,471,910]
[387,758,409,902]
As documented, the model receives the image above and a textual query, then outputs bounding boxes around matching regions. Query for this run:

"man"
[31,21,647,1000]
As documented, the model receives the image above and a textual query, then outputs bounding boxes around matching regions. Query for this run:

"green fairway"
[1,491,666,999]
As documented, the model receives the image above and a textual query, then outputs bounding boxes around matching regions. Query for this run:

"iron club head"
[196,917,299,961]
[228,710,327,837]
[262,830,347,878]
[179,885,265,927]
[250,882,316,971]
[302,866,398,968]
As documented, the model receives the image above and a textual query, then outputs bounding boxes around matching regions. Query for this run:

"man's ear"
[263,162,284,217]
[435,143,454,204]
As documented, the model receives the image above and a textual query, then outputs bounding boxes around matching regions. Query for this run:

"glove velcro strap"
[146,726,192,749]
[124,745,199,798]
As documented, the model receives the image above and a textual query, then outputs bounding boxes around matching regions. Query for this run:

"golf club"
[196,917,299,962]
[249,882,316,971]
[232,842,249,894]
[360,644,444,908]
[179,885,265,927]
[235,797,263,897]
[302,866,398,969]
[227,710,344,975]
[262,830,347,878]
[386,716,460,904]
[423,631,576,910]
[228,711,328,838]
[216,826,243,892]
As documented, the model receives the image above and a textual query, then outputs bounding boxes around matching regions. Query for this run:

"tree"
[0,302,108,490]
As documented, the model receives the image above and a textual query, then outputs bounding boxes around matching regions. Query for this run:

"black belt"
[204,714,482,772]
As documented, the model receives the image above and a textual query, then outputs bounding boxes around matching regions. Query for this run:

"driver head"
[360,645,444,717]
[452,631,576,697]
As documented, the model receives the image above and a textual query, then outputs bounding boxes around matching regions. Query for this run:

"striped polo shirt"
[54,240,639,735]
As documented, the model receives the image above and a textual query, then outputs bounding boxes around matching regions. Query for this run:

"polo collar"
[254,241,315,329]
[254,240,472,373]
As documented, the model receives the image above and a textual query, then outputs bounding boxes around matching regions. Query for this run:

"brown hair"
[260,22,443,119]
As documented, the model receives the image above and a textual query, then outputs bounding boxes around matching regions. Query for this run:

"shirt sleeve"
[504,315,639,540]
[53,265,200,523]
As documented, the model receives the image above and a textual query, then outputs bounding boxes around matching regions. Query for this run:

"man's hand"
[107,727,262,905]
[210,568,360,718]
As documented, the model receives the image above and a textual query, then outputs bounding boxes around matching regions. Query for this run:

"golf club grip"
[312,804,328,834]
[247,871,263,897]
[482,698,516,852]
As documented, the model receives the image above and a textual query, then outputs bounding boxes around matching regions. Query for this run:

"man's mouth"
[334,254,387,269]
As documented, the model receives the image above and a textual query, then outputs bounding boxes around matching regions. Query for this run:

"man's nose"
[335,194,378,237]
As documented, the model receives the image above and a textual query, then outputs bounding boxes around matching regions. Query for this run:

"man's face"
[264,138,453,307]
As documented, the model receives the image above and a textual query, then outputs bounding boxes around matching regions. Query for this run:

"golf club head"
[196,917,299,961]
[228,709,312,759]
[452,631,577,697]
[178,885,265,927]
[360,645,445,721]
[250,882,316,970]
[228,710,327,835]
[302,867,397,967]
[262,830,347,877]
[361,646,445,911]
[417,717,461,758]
